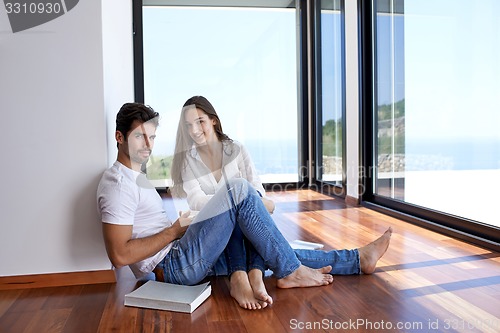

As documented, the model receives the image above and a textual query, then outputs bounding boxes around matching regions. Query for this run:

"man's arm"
[102,216,189,268]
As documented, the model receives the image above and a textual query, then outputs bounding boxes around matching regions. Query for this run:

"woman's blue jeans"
[225,225,266,275]
[224,179,266,276]
[159,178,360,285]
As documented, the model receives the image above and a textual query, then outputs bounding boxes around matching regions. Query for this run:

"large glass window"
[372,0,500,229]
[139,1,299,186]
[316,0,344,185]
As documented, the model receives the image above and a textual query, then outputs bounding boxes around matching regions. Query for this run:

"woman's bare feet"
[276,265,333,289]
[359,227,393,274]
[229,271,264,310]
[248,269,273,307]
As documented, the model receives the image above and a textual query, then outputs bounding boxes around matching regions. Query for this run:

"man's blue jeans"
[159,178,360,285]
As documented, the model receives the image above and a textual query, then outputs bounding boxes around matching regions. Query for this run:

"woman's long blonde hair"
[170,96,231,198]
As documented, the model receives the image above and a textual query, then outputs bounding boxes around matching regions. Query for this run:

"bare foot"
[276,265,333,289]
[248,269,273,307]
[359,227,393,274]
[229,271,264,310]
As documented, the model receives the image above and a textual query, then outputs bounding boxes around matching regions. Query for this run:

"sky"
[404,0,499,141]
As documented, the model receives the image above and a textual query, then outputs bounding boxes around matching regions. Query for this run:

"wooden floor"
[1,189,500,332]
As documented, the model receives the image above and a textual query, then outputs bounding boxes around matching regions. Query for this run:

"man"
[97,103,392,309]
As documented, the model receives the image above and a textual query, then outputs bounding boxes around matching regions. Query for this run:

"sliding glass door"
[362,0,500,243]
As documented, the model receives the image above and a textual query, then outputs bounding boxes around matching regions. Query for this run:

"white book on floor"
[289,240,324,250]
[124,280,211,313]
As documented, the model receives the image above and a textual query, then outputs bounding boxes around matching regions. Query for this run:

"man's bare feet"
[229,271,265,310]
[248,269,273,307]
[358,227,393,274]
[276,265,333,289]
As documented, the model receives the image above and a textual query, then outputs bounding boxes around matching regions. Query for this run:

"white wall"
[102,0,135,167]
[0,1,133,276]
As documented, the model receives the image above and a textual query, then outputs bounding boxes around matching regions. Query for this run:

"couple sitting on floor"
[97,97,392,310]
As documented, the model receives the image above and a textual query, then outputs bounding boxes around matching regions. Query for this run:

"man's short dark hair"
[116,103,159,148]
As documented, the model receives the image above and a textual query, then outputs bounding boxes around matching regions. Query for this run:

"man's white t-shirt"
[97,161,174,279]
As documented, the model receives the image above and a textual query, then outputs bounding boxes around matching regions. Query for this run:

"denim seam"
[227,265,248,275]
[169,258,211,285]
[247,264,266,272]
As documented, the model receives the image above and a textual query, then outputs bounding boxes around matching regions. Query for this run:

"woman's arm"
[237,143,265,193]
[181,158,215,211]
[238,143,275,214]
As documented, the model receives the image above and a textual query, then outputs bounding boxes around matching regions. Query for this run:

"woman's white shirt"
[181,140,266,211]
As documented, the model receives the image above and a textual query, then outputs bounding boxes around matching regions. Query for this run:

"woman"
[171,96,275,213]
[171,96,274,310]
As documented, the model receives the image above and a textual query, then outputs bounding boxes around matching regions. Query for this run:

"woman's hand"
[261,197,275,214]
[178,210,193,227]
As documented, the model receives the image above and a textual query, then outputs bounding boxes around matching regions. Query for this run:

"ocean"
[246,138,500,174]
